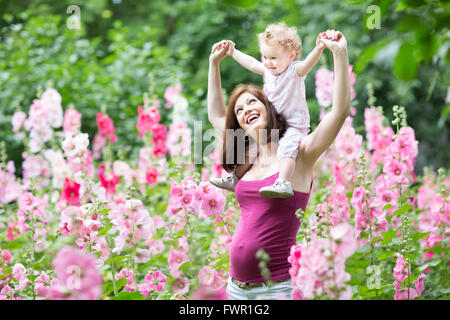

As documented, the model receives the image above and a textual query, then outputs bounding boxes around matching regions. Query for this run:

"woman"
[207,30,351,300]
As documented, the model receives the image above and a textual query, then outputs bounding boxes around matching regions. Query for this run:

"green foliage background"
[0,0,448,175]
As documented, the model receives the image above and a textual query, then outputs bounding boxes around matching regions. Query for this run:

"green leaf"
[0,274,10,280]
[355,38,391,73]
[393,204,413,216]
[97,224,113,236]
[411,231,430,241]
[381,230,397,245]
[394,42,417,80]
[370,237,382,244]
[105,255,128,264]
[110,291,145,300]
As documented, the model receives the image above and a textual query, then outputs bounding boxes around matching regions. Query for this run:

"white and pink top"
[263,61,310,160]
[263,60,310,130]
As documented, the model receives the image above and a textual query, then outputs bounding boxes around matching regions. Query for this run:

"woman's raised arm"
[207,42,231,139]
[300,31,351,165]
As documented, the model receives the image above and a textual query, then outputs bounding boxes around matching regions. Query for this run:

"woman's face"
[234,91,268,140]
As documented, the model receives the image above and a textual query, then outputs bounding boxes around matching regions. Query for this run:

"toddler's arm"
[296,35,326,77]
[224,41,265,76]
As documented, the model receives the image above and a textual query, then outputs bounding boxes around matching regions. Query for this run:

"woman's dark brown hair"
[221,84,287,173]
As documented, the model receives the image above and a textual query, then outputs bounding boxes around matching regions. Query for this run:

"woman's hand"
[318,30,347,55]
[209,41,232,65]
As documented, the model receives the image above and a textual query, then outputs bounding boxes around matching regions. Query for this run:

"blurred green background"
[0,0,448,176]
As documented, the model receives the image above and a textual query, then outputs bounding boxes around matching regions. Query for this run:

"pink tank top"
[229,172,312,283]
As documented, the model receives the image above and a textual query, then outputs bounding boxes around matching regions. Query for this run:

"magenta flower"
[145,167,158,185]
[98,163,120,195]
[61,178,81,206]
[96,112,117,143]
[137,105,161,138]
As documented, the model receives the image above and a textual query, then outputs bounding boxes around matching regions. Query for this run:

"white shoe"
[259,179,294,198]
[209,173,238,192]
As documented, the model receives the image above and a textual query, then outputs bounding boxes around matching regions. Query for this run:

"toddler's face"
[260,42,295,76]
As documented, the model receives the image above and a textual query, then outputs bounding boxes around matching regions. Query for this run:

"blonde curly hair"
[258,22,302,59]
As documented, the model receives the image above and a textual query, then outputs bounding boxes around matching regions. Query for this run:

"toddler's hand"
[225,40,235,56]
[315,35,326,50]
[210,41,231,64]
[317,30,347,54]
[215,40,235,56]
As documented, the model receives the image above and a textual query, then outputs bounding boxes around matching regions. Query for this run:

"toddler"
[210,22,327,198]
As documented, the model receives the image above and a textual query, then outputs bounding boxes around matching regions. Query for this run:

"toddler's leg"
[209,146,254,192]
[279,157,296,182]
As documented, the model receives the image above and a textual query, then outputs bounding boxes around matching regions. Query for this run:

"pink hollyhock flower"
[315,65,356,107]
[116,268,136,292]
[169,178,184,200]
[146,239,165,255]
[96,112,117,143]
[198,266,216,286]
[190,285,227,300]
[172,277,190,295]
[152,143,167,158]
[1,249,12,264]
[98,163,120,194]
[135,248,151,263]
[139,270,167,297]
[164,84,181,109]
[137,105,161,138]
[200,191,226,217]
[168,246,187,277]
[50,246,102,300]
[415,273,426,296]
[12,111,27,132]
[151,123,167,140]
[180,193,195,211]
[12,263,29,292]
[393,273,425,301]
[61,178,81,206]
[383,157,409,186]
[153,215,165,228]
[330,223,357,260]
[351,186,367,216]
[63,109,82,133]
[92,133,107,160]
[41,88,63,125]
[166,121,192,158]
[393,254,410,282]
[108,199,154,254]
[35,271,51,297]
[291,287,306,300]
[146,167,158,185]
